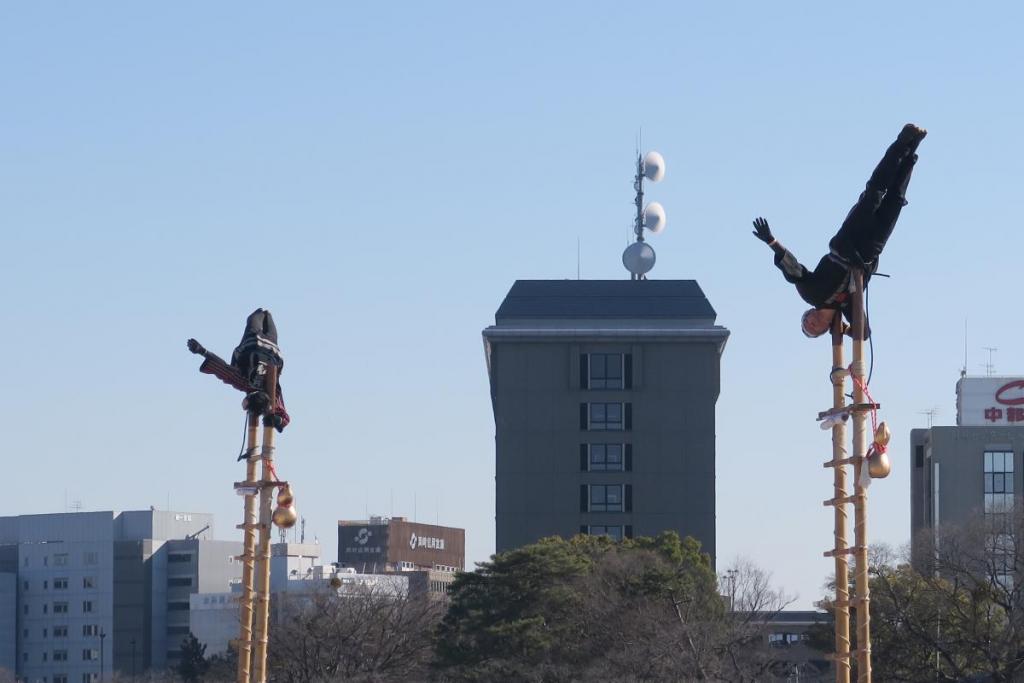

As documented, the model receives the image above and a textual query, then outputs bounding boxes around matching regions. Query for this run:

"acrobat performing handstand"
[753,123,927,337]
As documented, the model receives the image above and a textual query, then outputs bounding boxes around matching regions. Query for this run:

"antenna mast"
[961,318,968,378]
[918,408,939,428]
[983,346,998,376]
[622,147,666,280]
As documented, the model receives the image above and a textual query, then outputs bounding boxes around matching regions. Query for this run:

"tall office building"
[483,280,729,559]
[0,510,240,681]
[911,375,1024,573]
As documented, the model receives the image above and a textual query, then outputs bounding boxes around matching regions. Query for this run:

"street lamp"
[99,628,106,682]
[722,569,738,612]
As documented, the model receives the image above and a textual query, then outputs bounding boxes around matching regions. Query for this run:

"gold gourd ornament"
[868,421,892,479]
[272,485,298,529]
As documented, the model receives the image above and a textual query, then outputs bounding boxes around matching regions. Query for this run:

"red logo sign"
[995,380,1024,406]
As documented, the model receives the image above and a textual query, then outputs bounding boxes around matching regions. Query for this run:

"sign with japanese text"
[957,377,1024,426]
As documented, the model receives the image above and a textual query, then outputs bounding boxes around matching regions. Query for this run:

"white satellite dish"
[622,241,656,275]
[642,151,665,182]
[643,201,666,234]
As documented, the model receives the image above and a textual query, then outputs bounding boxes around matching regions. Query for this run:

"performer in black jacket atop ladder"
[753,123,927,337]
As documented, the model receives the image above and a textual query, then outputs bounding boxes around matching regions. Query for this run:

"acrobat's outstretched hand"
[752,217,775,245]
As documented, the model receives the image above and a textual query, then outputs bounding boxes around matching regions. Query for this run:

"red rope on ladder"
[848,367,886,457]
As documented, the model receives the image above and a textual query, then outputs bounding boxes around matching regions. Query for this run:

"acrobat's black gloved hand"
[752,217,774,245]
[187,338,206,356]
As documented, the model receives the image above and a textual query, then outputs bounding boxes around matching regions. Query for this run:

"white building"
[190,562,408,657]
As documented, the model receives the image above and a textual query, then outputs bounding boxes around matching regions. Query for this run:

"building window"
[53,650,68,662]
[82,601,94,613]
[984,451,1014,515]
[168,601,190,611]
[54,578,69,590]
[168,553,193,563]
[986,533,1015,589]
[768,632,806,648]
[22,580,28,591]
[83,674,98,683]
[581,402,631,431]
[588,485,622,512]
[82,577,96,589]
[82,649,99,661]
[53,602,68,614]
[581,484,633,513]
[55,676,68,683]
[83,625,100,637]
[586,525,625,541]
[583,443,630,471]
[581,353,631,390]
[54,626,68,638]
[53,553,68,567]
[168,577,193,587]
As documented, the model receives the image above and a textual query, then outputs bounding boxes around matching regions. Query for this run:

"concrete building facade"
[483,280,729,559]
[0,510,239,682]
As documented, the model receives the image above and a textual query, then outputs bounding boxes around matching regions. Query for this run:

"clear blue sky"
[3,3,1023,608]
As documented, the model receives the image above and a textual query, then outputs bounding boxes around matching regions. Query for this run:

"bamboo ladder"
[821,270,872,682]
[233,365,281,683]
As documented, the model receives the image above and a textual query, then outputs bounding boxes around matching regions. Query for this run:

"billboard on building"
[957,377,1024,426]
[337,518,465,572]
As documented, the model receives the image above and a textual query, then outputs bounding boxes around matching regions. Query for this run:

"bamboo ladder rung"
[823,456,857,468]
[234,480,288,489]
[823,495,864,506]
[823,546,865,558]
[826,649,868,662]
[817,403,880,420]
[236,522,267,531]
[831,596,869,608]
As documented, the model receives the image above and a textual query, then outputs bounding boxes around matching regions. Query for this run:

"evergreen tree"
[177,633,209,683]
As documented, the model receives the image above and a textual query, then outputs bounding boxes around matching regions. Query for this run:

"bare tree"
[813,511,1024,681]
[268,583,444,683]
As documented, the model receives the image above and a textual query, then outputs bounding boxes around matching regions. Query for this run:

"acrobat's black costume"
[188,308,290,435]
[767,125,924,319]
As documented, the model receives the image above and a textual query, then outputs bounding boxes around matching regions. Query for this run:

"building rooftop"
[494,280,717,321]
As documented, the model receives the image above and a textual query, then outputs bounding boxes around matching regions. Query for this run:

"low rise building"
[911,375,1024,572]
[337,517,463,600]
[0,510,240,681]
[190,564,408,657]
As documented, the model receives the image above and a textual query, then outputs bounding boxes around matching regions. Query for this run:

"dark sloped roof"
[495,280,717,320]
